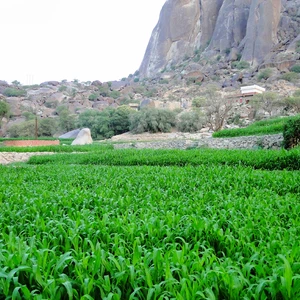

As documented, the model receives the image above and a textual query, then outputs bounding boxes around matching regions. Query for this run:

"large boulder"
[71,128,93,145]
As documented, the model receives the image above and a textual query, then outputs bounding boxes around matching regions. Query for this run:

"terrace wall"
[114,134,283,150]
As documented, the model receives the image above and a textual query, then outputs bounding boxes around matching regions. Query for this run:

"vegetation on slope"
[213,115,300,138]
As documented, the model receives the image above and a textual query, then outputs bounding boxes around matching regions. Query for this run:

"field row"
[27,147,300,170]
[0,164,300,299]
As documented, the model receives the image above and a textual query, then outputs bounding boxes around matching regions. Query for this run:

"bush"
[78,107,132,139]
[134,78,140,82]
[283,116,300,149]
[159,79,169,84]
[291,65,300,73]
[257,68,272,81]
[88,94,98,101]
[58,85,68,92]
[231,61,250,69]
[109,90,121,99]
[284,90,300,112]
[8,118,58,137]
[0,100,10,118]
[3,88,26,97]
[280,72,299,82]
[296,41,300,53]
[56,106,76,132]
[176,111,205,132]
[129,108,176,134]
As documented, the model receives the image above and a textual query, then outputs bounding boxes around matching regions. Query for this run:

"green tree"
[56,106,76,133]
[0,100,10,118]
[284,90,300,113]
[77,107,132,139]
[11,80,21,87]
[3,88,26,97]
[250,92,281,117]
[129,108,176,134]
[8,118,58,137]
[176,111,205,132]
[257,68,272,81]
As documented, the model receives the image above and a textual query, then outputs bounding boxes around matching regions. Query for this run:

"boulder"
[40,81,60,87]
[71,128,93,145]
[59,129,81,139]
[91,80,102,87]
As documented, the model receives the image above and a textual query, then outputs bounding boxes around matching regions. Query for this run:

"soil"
[0,152,54,165]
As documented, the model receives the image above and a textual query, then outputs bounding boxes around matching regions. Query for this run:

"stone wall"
[113,134,283,150]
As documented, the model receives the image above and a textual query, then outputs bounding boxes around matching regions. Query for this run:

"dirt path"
[0,152,54,165]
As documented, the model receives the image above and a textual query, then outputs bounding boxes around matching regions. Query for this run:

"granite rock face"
[139,0,299,77]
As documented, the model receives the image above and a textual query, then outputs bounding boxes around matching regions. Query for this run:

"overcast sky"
[0,0,166,85]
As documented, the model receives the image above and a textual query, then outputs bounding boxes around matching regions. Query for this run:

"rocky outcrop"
[139,0,299,77]
[71,128,93,145]
[139,0,202,77]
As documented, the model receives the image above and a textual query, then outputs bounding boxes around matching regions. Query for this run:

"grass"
[0,156,300,298]
[213,115,300,138]
[1,144,300,298]
[27,147,300,171]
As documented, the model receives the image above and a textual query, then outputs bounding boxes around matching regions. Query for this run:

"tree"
[284,90,300,113]
[0,100,9,118]
[250,92,281,117]
[129,108,176,134]
[77,107,132,139]
[11,80,21,87]
[56,106,76,133]
[176,111,205,132]
[8,118,58,137]
[201,85,233,131]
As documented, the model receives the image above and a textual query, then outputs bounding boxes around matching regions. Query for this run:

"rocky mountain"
[139,0,300,77]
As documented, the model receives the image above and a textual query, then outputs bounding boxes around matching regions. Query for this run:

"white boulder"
[71,128,93,145]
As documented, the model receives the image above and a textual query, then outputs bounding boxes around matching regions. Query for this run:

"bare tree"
[250,92,281,117]
[202,85,233,131]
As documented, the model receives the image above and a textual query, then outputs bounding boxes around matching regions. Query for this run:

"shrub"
[159,79,169,84]
[8,118,58,137]
[3,88,26,97]
[109,90,121,99]
[231,60,250,69]
[257,68,272,81]
[56,106,76,132]
[283,116,300,149]
[129,108,176,134]
[291,65,300,73]
[280,72,299,82]
[0,100,10,118]
[284,90,300,112]
[88,94,98,101]
[296,41,300,53]
[133,78,140,82]
[176,111,205,132]
[58,85,68,92]
[78,107,132,139]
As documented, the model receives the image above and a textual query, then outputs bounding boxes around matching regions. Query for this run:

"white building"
[240,85,266,95]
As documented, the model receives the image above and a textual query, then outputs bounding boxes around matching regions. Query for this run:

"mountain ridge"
[139,0,300,78]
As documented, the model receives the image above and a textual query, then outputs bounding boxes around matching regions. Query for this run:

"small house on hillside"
[240,85,266,96]
[238,85,266,103]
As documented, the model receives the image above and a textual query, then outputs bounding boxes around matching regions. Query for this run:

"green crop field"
[213,115,300,138]
[0,148,300,299]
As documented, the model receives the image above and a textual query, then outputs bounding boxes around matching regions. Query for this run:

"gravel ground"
[0,152,54,165]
